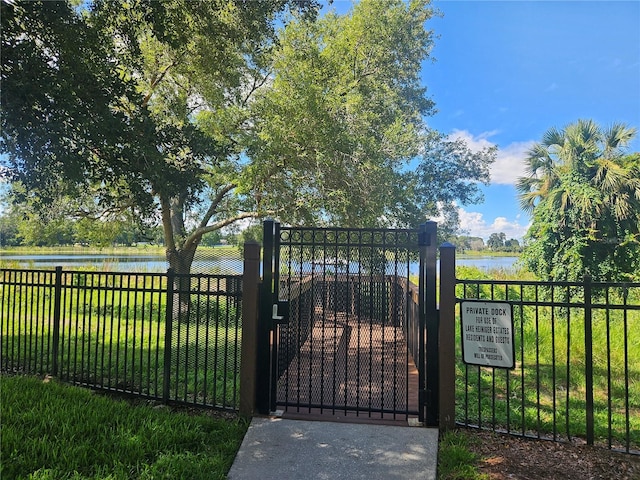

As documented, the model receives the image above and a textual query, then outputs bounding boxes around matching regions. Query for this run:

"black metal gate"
[258,221,438,425]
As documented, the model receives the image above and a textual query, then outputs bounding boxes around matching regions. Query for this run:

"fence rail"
[0,267,242,411]
[455,275,640,454]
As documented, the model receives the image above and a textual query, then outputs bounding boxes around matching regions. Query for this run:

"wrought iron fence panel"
[0,267,242,411]
[456,277,640,454]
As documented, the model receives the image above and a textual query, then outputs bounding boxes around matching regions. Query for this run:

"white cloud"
[490,140,534,185]
[447,129,534,185]
[448,129,497,152]
[458,208,530,241]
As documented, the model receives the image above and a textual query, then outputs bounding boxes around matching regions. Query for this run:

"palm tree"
[516,119,640,280]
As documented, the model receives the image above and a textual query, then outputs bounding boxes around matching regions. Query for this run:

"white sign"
[461,301,515,369]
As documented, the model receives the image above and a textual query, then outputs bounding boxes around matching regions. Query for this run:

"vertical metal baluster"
[107,274,116,390]
[535,283,541,437]
[584,276,594,445]
[520,283,526,436]
[154,274,162,398]
[565,284,572,441]
[138,274,145,396]
[223,277,231,408]
[123,274,131,392]
[115,274,124,391]
[355,231,362,416]
[605,287,612,449]
[32,271,40,373]
[202,276,211,406]
[213,277,220,405]
[296,231,304,412]
[142,275,150,396]
[623,286,630,453]
[99,274,106,388]
[183,274,190,402]
[193,276,200,404]
[332,229,338,415]
[551,285,557,440]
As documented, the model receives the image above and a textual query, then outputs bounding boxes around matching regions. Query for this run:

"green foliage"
[2,0,497,272]
[517,120,640,281]
[1,0,318,267]
[437,430,489,480]
[248,0,436,226]
[250,2,495,229]
[486,232,506,250]
[0,375,247,480]
[411,131,495,237]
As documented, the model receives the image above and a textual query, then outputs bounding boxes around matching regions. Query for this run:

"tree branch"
[198,183,237,229]
[184,210,273,251]
[141,53,183,108]
[241,70,272,108]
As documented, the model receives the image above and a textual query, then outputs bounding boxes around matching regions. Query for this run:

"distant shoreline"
[0,245,518,259]
[456,250,521,258]
[0,244,240,258]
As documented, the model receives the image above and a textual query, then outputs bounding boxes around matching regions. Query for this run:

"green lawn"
[0,375,248,480]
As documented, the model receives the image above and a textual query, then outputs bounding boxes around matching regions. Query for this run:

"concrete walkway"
[227,417,439,480]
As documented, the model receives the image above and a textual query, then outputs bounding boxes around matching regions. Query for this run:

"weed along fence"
[0,267,242,410]
[438,246,640,455]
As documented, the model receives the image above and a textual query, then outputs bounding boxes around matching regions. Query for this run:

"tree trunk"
[162,192,199,323]
[167,243,199,323]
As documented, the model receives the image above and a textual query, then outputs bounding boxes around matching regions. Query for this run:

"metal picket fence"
[0,267,242,411]
[454,275,640,454]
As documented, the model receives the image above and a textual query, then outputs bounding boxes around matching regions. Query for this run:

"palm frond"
[594,158,629,192]
[603,123,637,153]
[541,127,564,149]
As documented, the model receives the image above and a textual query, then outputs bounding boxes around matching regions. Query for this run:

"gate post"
[256,220,276,414]
[438,243,456,430]
[420,221,439,426]
[240,241,261,416]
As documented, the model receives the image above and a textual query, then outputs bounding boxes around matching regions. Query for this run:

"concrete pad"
[228,418,438,480]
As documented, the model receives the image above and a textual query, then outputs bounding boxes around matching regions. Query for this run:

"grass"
[0,375,248,480]
[455,266,640,450]
[1,375,488,480]
[437,430,489,480]
[1,270,242,409]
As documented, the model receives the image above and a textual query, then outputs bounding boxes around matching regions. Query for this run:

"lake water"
[0,252,520,274]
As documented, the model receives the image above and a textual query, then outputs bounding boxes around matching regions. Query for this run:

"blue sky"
[424,0,640,241]
[325,0,640,240]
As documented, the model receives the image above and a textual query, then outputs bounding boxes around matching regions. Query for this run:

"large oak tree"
[1,0,495,275]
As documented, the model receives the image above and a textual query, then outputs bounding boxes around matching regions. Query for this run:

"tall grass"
[0,375,247,480]
[455,266,640,451]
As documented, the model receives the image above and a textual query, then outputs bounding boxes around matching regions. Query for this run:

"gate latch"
[272,301,290,324]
